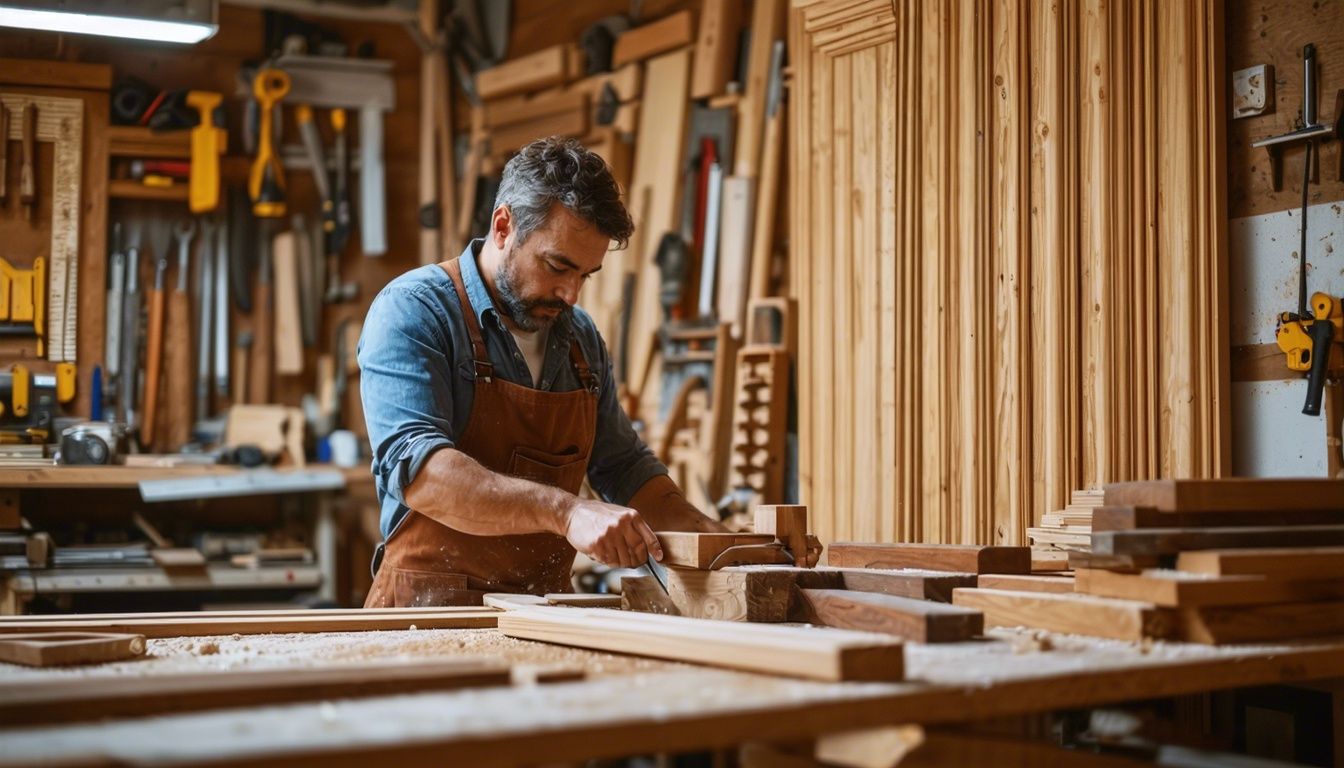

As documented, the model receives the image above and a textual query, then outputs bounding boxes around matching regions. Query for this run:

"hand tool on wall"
[141,240,171,448]
[165,220,197,449]
[104,223,125,409]
[233,330,252,406]
[0,256,44,348]
[19,103,35,221]
[249,69,290,219]
[186,91,226,214]
[295,104,335,235]
[250,229,274,404]
[292,213,316,348]
[119,233,142,430]
[196,218,216,424]
[214,214,230,401]
[325,108,358,303]
[227,185,253,313]
[358,102,387,256]
[0,104,8,203]
[272,229,304,375]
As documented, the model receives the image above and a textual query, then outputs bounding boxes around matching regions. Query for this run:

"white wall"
[1229,200,1344,477]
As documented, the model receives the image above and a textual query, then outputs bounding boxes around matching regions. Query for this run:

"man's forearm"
[402,447,573,536]
[626,474,727,533]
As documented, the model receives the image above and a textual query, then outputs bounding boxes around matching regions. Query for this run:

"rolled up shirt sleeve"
[583,329,669,506]
[358,283,458,519]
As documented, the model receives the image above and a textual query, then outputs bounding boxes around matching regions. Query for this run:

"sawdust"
[196,641,220,656]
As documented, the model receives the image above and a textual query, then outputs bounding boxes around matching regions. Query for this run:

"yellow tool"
[1277,292,1344,415]
[0,256,46,357]
[55,361,75,404]
[0,363,63,443]
[249,69,290,218]
[186,90,225,213]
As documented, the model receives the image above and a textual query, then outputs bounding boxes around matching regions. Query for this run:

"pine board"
[828,543,1031,575]
[1092,506,1344,531]
[975,574,1077,594]
[0,632,144,667]
[1092,525,1344,556]
[1075,567,1344,608]
[1176,547,1344,580]
[1103,480,1344,513]
[952,588,1177,641]
[1181,601,1344,645]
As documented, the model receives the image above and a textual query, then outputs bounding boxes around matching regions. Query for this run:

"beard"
[496,256,568,332]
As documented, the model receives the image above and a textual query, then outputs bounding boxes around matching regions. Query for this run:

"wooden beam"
[1091,505,1344,531]
[484,89,588,130]
[656,532,780,569]
[661,566,797,621]
[794,567,977,603]
[1181,601,1344,645]
[793,589,983,643]
[475,45,573,100]
[0,658,512,726]
[1092,525,1344,556]
[0,610,499,638]
[545,593,622,608]
[1067,551,1163,573]
[952,588,1178,642]
[1176,547,1344,580]
[497,606,905,682]
[489,107,588,155]
[690,0,743,100]
[1103,479,1344,513]
[828,543,1032,574]
[975,574,1077,594]
[611,11,695,68]
[0,632,144,667]
[755,504,809,563]
[1075,567,1344,608]
[0,57,112,90]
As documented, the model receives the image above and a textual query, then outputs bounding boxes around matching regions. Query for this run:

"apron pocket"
[389,568,481,607]
[509,445,586,488]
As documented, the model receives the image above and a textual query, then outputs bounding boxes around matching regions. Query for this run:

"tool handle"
[296,105,332,202]
[250,280,273,404]
[1303,318,1336,416]
[165,291,193,449]
[119,287,140,427]
[141,287,166,447]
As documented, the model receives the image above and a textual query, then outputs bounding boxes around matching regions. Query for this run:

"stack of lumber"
[954,479,1344,644]
[1028,488,1105,555]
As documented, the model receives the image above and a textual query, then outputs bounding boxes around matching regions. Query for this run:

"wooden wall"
[790,0,1230,547]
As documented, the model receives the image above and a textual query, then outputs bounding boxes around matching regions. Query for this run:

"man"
[359,137,724,607]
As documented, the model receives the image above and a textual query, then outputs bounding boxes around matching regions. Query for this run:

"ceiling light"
[0,1,218,45]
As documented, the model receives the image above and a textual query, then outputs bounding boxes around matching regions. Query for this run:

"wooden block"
[794,589,983,643]
[1180,601,1344,645]
[796,567,976,603]
[952,588,1178,642]
[271,231,304,376]
[150,547,207,570]
[545,593,622,608]
[1030,547,1072,572]
[656,532,778,569]
[611,10,695,68]
[1075,568,1344,608]
[497,605,905,682]
[0,632,145,667]
[1092,525,1344,556]
[0,657,511,725]
[976,574,1077,594]
[1093,505,1344,531]
[662,566,795,621]
[1103,479,1344,513]
[755,504,808,562]
[476,44,570,100]
[223,404,306,467]
[484,89,587,130]
[690,0,743,99]
[828,543,1032,574]
[483,593,550,611]
[1067,551,1163,573]
[1176,547,1344,580]
[619,575,679,615]
[490,107,588,155]
[24,532,51,568]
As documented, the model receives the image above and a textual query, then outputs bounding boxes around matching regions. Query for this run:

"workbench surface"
[3,625,1342,766]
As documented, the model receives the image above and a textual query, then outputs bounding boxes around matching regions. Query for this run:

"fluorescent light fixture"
[0,1,218,44]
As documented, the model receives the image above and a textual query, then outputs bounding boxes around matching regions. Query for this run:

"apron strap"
[568,339,600,397]
[445,258,494,382]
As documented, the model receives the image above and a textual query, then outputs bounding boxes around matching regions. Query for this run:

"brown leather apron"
[364,257,599,607]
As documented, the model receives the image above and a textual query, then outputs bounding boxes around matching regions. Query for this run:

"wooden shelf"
[2,564,322,595]
[106,125,192,159]
[108,179,189,202]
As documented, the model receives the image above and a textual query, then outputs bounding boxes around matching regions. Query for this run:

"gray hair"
[493,136,635,249]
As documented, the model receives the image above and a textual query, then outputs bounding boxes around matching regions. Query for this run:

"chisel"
[141,245,170,447]
[104,223,125,404]
[119,233,142,430]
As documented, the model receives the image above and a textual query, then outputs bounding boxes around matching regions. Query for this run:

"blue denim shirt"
[358,241,668,539]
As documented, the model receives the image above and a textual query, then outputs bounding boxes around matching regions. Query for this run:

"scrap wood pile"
[1028,488,1105,559]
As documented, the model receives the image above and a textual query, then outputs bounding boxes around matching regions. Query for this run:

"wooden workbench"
[2,626,1342,766]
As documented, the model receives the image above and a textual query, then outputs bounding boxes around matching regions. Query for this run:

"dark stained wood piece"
[828,543,1031,574]
[793,588,983,643]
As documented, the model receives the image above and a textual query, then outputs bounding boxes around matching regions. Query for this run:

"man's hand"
[563,499,664,568]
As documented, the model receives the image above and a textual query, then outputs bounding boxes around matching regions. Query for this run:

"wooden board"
[661,566,796,622]
[794,567,977,604]
[755,504,809,563]
[1074,567,1344,608]
[611,11,695,68]
[1091,505,1344,531]
[1180,601,1344,645]
[484,89,587,130]
[497,605,905,682]
[0,657,512,725]
[716,175,756,337]
[1067,551,1164,573]
[951,588,1177,642]
[1103,479,1344,513]
[1175,547,1344,580]
[0,611,499,638]
[793,589,983,643]
[489,106,588,155]
[0,632,144,667]
[545,593,622,608]
[271,230,304,376]
[475,44,573,100]
[828,543,1032,575]
[150,548,208,570]
[656,532,779,569]
[1092,525,1344,556]
[975,574,1077,594]
[690,0,742,99]
[483,594,550,611]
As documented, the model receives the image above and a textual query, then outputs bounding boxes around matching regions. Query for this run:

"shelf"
[106,125,192,159]
[2,564,322,595]
[108,179,189,202]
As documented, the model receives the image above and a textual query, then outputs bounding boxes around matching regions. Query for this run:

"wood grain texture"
[1075,567,1344,608]
[619,574,680,614]
[690,0,743,99]
[663,566,796,621]
[794,588,984,643]
[1091,505,1344,531]
[1180,601,1344,644]
[975,574,1077,594]
[828,543,1031,575]
[1092,524,1344,556]
[475,44,571,99]
[0,632,144,667]
[497,605,906,682]
[952,588,1178,642]
[611,11,695,67]
[1176,547,1344,579]
[656,532,778,568]
[1103,479,1344,513]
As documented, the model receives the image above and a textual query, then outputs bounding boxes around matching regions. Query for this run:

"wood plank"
[735,0,786,177]
[497,606,905,682]
[1092,505,1344,531]
[612,11,695,67]
[545,593,622,608]
[483,594,550,611]
[794,588,983,643]
[690,0,742,99]
[0,657,512,725]
[1067,551,1164,573]
[0,57,112,90]
[976,574,1077,594]
[755,504,809,563]
[952,588,1178,642]
[1103,479,1344,513]
[655,532,778,569]
[0,632,144,667]
[1092,525,1344,556]
[828,543,1031,574]
[0,611,499,638]
[1180,601,1344,645]
[475,44,571,100]
[489,107,588,155]
[484,89,587,130]
[716,175,755,337]
[271,230,304,375]
[1175,547,1344,580]
[792,567,977,603]
[662,566,796,622]
[1075,567,1344,608]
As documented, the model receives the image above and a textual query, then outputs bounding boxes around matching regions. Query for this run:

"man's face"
[494,203,608,332]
